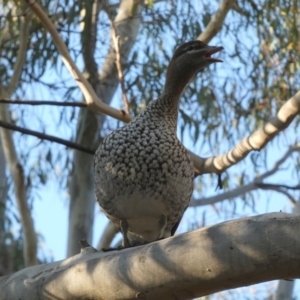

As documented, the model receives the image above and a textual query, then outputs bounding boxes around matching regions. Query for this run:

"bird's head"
[164,40,223,94]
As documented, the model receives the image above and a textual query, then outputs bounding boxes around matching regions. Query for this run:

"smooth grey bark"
[96,0,144,128]
[67,0,100,257]
[0,138,7,233]
[67,0,144,256]
[97,220,119,250]
[274,200,300,300]
[275,281,295,300]
[0,14,37,266]
[67,109,99,257]
[0,105,38,267]
[2,212,300,300]
[0,138,8,276]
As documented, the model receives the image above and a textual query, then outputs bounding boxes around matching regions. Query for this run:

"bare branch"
[0,13,37,267]
[0,99,87,107]
[23,0,132,123]
[1,213,300,299]
[190,182,258,207]
[254,183,296,204]
[255,182,300,192]
[258,145,300,180]
[0,120,95,155]
[275,280,295,300]
[198,0,234,43]
[195,92,300,175]
[97,221,119,250]
[65,0,102,258]
[110,21,130,115]
[191,145,300,207]
[6,13,31,96]
[0,106,37,267]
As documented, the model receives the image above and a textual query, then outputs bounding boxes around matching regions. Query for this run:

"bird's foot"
[101,245,125,252]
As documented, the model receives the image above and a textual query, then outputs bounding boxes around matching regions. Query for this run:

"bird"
[94,40,223,248]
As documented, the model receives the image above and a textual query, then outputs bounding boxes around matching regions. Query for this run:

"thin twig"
[0,99,87,107]
[255,183,296,204]
[110,21,130,115]
[0,120,95,155]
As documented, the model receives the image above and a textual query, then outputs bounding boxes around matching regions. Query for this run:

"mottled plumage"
[94,40,223,247]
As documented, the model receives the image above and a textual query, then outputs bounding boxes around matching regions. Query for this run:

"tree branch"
[0,120,95,155]
[0,106,38,268]
[66,0,101,257]
[23,0,132,123]
[191,145,300,207]
[110,20,130,115]
[97,221,119,250]
[194,91,300,175]
[5,13,31,96]
[198,0,234,43]
[1,212,300,299]
[254,183,296,204]
[0,13,37,267]
[0,99,87,107]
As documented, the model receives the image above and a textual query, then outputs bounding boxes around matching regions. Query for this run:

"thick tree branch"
[194,91,300,175]
[24,0,132,123]
[0,13,37,267]
[275,200,300,300]
[1,212,300,299]
[191,145,300,207]
[66,0,101,257]
[0,109,38,268]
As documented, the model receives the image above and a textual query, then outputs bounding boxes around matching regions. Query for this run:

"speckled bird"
[94,40,223,247]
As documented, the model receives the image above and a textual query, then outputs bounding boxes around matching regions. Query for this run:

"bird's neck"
[141,66,194,131]
[144,90,181,131]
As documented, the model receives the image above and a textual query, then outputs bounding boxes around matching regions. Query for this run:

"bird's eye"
[186,46,194,51]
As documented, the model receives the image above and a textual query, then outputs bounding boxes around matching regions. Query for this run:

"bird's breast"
[94,121,194,228]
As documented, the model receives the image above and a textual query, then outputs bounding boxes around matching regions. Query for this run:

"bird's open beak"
[205,46,224,63]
